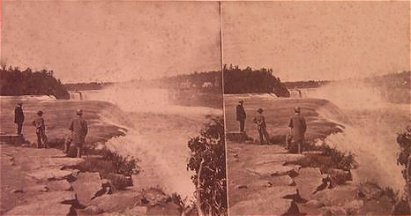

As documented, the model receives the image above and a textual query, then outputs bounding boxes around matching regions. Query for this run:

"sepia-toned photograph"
[1,1,226,215]
[222,1,411,216]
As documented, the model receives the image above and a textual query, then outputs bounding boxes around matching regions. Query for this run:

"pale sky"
[222,1,410,81]
[1,1,221,83]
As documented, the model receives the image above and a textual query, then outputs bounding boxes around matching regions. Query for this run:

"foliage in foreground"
[76,149,139,190]
[187,116,227,216]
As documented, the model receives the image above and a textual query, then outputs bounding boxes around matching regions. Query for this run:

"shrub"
[102,149,140,176]
[321,145,358,171]
[187,116,227,216]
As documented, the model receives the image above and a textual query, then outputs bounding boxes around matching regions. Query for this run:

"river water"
[74,85,222,201]
[306,81,410,191]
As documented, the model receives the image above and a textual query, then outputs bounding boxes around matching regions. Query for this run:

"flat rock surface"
[5,201,72,216]
[248,164,300,176]
[249,153,306,166]
[29,191,77,204]
[231,198,296,215]
[227,140,304,216]
[28,168,75,181]
[71,172,103,206]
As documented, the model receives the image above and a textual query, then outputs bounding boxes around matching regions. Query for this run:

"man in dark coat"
[236,100,246,132]
[288,107,307,153]
[14,102,24,135]
[69,109,88,158]
[253,108,271,145]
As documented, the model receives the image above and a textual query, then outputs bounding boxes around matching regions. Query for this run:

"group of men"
[236,100,307,153]
[14,102,88,158]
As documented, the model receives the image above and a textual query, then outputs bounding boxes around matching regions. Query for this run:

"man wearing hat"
[69,109,88,158]
[32,110,48,148]
[288,106,307,153]
[14,102,25,135]
[253,108,271,144]
[236,100,247,132]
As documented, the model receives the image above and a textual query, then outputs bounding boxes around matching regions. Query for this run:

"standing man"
[288,107,307,154]
[32,111,48,148]
[69,109,88,158]
[14,102,24,135]
[236,100,246,132]
[253,108,271,145]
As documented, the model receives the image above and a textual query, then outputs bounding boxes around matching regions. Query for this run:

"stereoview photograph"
[0,1,226,215]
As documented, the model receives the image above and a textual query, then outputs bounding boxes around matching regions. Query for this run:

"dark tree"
[0,66,70,99]
[187,116,227,216]
[223,64,290,97]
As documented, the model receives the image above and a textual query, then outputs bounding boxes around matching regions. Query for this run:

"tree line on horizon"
[0,65,70,99]
[223,64,290,97]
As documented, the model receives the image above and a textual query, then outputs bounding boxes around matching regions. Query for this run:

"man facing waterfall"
[69,109,88,158]
[288,107,307,154]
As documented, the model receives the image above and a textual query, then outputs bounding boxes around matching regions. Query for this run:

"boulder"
[294,168,323,200]
[5,201,72,216]
[90,191,142,213]
[47,180,72,191]
[71,172,103,206]
[313,185,358,207]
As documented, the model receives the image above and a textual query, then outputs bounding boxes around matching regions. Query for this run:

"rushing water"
[307,81,410,191]
[78,84,222,201]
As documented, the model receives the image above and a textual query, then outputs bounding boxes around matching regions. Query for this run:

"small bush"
[321,145,358,171]
[75,149,140,191]
[102,149,140,176]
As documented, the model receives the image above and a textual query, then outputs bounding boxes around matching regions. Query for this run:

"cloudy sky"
[1,1,221,83]
[222,1,410,81]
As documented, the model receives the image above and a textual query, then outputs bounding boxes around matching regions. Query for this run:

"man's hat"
[76,109,83,115]
[239,100,244,103]
[37,110,43,115]
[17,102,23,105]
[294,106,301,113]
[257,108,263,113]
